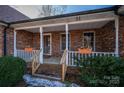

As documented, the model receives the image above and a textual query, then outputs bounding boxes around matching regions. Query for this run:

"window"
[83,32,95,51]
[60,33,70,51]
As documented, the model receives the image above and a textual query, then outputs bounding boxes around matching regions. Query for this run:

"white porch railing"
[17,50,117,66]
[17,50,40,62]
[68,51,116,66]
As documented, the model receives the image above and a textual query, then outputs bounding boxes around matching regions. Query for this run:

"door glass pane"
[44,35,50,54]
[61,34,66,50]
[61,34,70,51]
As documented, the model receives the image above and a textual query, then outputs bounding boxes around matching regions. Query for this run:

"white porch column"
[65,24,69,65]
[40,27,43,64]
[14,30,17,57]
[115,16,119,57]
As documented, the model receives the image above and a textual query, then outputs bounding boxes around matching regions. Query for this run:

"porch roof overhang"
[12,9,116,30]
[0,20,8,26]
[21,20,112,33]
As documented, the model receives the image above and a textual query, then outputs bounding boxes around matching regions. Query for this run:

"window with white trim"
[83,32,95,51]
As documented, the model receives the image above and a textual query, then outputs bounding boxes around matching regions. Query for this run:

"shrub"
[75,56,124,87]
[0,56,26,87]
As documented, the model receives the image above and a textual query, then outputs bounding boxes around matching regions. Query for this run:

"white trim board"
[14,17,115,30]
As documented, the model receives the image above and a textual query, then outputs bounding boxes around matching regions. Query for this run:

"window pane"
[83,32,94,50]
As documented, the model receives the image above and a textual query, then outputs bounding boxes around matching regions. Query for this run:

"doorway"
[43,33,52,55]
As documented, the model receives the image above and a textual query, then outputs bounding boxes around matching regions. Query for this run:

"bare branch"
[38,5,67,17]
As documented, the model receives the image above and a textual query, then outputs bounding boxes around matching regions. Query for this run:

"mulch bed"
[15,80,27,87]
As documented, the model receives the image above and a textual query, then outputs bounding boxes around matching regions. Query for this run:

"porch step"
[35,64,62,80]
[33,73,61,81]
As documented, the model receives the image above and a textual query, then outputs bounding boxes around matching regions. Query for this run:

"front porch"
[14,19,118,66]
[13,12,119,81]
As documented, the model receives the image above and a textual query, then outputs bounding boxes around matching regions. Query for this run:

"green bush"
[75,56,124,87]
[0,56,26,87]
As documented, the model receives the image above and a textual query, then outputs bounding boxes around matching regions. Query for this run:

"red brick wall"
[6,28,14,55]
[52,32,62,56]
[0,25,5,56]
[98,21,115,52]
[33,33,40,50]
[70,30,82,51]
[16,30,33,49]
[119,16,124,57]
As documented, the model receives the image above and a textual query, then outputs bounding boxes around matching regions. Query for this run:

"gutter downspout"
[3,24,10,56]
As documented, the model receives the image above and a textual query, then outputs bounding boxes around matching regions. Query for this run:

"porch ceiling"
[23,20,110,33]
[13,11,115,29]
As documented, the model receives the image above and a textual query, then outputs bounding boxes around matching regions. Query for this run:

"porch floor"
[43,56,61,64]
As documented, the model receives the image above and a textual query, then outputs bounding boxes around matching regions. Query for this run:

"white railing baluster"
[16,49,116,65]
[68,51,70,66]
[16,50,40,62]
[66,51,116,66]
[71,51,72,66]
[92,53,94,58]
[74,52,77,66]
[72,52,74,66]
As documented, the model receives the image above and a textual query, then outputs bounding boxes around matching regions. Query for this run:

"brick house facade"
[0,6,124,59]
[0,17,123,57]
[0,6,124,82]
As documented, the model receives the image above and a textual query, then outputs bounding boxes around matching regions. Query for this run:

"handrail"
[32,49,42,75]
[60,49,67,64]
[60,49,68,81]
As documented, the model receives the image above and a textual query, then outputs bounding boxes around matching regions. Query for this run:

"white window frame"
[83,31,95,51]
